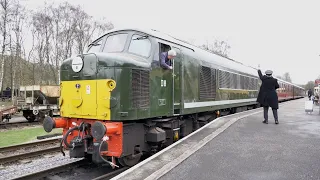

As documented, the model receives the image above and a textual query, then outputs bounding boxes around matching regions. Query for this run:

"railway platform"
[112,97,320,180]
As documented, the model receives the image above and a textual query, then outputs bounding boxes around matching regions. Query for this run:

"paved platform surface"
[113,98,320,180]
[161,98,320,180]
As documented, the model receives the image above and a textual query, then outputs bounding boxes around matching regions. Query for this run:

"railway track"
[0,137,61,165]
[12,159,128,180]
[0,121,41,130]
[13,159,87,180]
[92,167,129,180]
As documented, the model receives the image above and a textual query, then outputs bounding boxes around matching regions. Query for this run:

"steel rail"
[0,137,61,153]
[13,159,87,180]
[0,121,41,129]
[0,146,61,164]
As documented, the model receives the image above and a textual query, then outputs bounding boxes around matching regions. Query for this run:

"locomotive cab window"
[102,33,128,53]
[160,43,171,53]
[128,34,151,57]
[87,37,105,53]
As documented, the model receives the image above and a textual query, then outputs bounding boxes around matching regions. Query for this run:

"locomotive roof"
[97,27,304,90]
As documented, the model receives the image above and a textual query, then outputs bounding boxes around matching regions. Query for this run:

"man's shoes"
[275,120,279,124]
[262,120,268,124]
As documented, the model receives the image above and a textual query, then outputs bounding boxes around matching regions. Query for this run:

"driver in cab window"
[160,49,176,70]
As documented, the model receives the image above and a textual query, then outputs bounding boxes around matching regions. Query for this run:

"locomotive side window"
[103,33,128,53]
[128,34,151,57]
[160,43,171,52]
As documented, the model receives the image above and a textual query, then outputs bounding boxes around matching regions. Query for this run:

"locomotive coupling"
[43,116,67,132]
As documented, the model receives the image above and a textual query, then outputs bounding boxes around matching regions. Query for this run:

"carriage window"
[103,33,128,53]
[128,35,151,57]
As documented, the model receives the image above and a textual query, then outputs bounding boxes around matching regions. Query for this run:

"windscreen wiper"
[88,42,101,46]
[133,35,148,40]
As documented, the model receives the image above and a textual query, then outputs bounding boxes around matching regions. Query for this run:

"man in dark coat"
[307,89,312,100]
[257,69,280,124]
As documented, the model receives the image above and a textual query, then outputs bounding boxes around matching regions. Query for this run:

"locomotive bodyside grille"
[131,69,150,108]
[199,66,216,100]
[218,69,259,91]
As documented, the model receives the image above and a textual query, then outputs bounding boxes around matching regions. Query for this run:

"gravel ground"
[0,152,82,180]
[0,151,121,180]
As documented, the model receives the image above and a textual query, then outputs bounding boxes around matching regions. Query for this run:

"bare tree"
[10,0,25,99]
[50,2,79,84]
[74,16,113,54]
[0,0,13,92]
[57,2,78,60]
[49,2,113,84]
[50,4,62,84]
[31,5,54,84]
[26,1,114,85]
[187,38,196,45]
[213,40,231,57]
[275,73,292,82]
[305,81,315,92]
[282,72,292,82]
[200,39,231,58]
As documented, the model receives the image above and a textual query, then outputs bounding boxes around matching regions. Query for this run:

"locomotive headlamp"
[106,79,116,91]
[91,121,106,140]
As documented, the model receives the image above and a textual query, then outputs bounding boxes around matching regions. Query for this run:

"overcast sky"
[23,0,320,85]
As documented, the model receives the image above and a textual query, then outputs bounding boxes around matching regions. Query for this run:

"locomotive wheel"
[118,154,141,167]
[117,158,126,166]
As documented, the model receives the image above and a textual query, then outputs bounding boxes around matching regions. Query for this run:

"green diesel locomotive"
[43,28,305,167]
